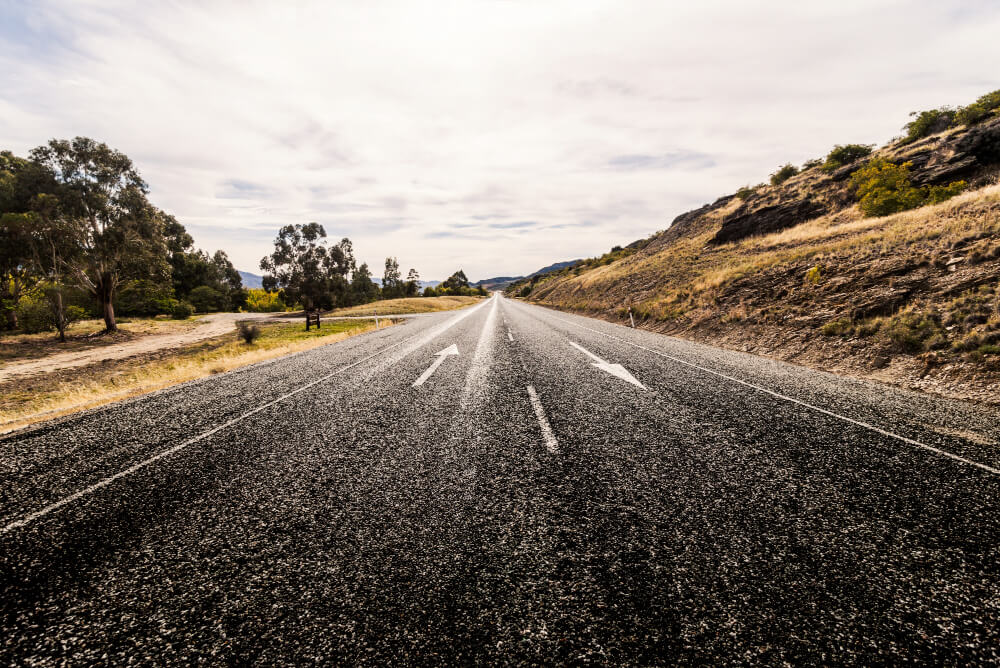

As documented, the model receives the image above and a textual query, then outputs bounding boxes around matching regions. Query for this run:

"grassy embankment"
[520,183,1000,403]
[0,318,383,433]
[326,295,483,316]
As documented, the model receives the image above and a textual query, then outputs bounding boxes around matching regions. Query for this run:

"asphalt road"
[2,294,999,665]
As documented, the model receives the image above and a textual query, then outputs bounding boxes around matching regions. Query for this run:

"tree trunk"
[97,278,117,332]
[51,290,67,342]
[4,308,16,331]
[102,298,116,332]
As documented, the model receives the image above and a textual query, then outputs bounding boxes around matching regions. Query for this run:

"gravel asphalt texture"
[2,294,999,665]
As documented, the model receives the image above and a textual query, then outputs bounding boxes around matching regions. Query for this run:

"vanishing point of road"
[2,294,998,664]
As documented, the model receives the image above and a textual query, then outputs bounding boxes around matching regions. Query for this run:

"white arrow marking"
[568,341,645,389]
[412,344,460,387]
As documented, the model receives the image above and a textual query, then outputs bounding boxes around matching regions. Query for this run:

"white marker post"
[628,306,635,328]
[374,306,379,329]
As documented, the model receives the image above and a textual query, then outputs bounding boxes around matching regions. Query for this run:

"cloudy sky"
[2,1,998,280]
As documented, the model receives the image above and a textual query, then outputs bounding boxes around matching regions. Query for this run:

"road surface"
[2,294,998,664]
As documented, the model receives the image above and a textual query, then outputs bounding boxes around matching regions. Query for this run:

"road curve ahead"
[2,294,999,665]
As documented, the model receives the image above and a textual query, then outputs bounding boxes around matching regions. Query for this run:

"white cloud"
[1,0,999,279]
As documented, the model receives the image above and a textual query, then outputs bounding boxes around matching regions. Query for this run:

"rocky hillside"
[510,95,1000,405]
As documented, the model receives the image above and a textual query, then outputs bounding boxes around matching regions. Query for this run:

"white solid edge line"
[527,385,559,453]
[1,306,485,535]
[535,307,1000,477]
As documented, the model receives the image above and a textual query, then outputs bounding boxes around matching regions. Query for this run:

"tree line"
[1,137,244,338]
[2,136,487,340]
[258,223,486,324]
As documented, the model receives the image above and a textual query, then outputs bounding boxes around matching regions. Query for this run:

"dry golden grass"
[327,295,482,316]
[0,318,385,434]
[529,183,1000,319]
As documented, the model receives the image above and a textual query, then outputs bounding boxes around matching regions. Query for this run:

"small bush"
[237,321,262,344]
[770,163,799,186]
[881,310,944,353]
[821,318,852,336]
[849,159,965,217]
[15,297,54,333]
[244,288,287,312]
[802,158,823,170]
[735,185,756,200]
[822,144,874,172]
[954,89,1000,126]
[804,265,822,284]
[979,344,1000,355]
[172,301,194,319]
[518,285,533,298]
[901,108,956,144]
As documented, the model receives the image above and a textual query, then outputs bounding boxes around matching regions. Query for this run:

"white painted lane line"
[507,329,514,342]
[461,295,499,408]
[568,341,645,389]
[539,307,1000,476]
[0,314,470,535]
[412,344,460,387]
[527,385,559,453]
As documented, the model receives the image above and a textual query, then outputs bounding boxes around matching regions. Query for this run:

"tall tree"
[441,269,470,294]
[382,257,401,299]
[350,262,379,304]
[0,151,52,329]
[260,223,354,327]
[405,268,420,297]
[29,137,169,332]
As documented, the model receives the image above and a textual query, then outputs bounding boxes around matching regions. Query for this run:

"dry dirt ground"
[0,313,279,382]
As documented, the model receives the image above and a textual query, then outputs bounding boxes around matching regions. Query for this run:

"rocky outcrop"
[710,198,827,245]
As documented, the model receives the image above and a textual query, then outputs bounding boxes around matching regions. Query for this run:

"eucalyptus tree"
[28,137,169,332]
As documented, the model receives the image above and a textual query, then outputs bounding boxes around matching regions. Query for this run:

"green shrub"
[822,144,874,172]
[926,180,967,204]
[821,318,852,336]
[802,158,823,170]
[188,285,227,312]
[735,185,756,200]
[518,285,532,298]
[881,310,944,353]
[115,279,175,316]
[804,265,822,284]
[979,344,1000,355]
[770,163,799,186]
[954,89,1000,126]
[901,108,956,144]
[244,288,287,312]
[172,301,194,319]
[849,159,965,217]
[15,296,54,333]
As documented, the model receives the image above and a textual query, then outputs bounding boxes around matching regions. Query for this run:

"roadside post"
[374,306,379,329]
[628,305,636,328]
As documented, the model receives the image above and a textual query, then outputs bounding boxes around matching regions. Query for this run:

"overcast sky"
[2,1,998,280]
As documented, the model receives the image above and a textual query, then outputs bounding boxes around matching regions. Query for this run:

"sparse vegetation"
[821,144,874,172]
[770,163,799,186]
[237,321,262,344]
[902,108,957,144]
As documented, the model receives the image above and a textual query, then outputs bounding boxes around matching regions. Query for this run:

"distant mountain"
[372,278,441,288]
[238,270,264,289]
[474,260,582,290]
